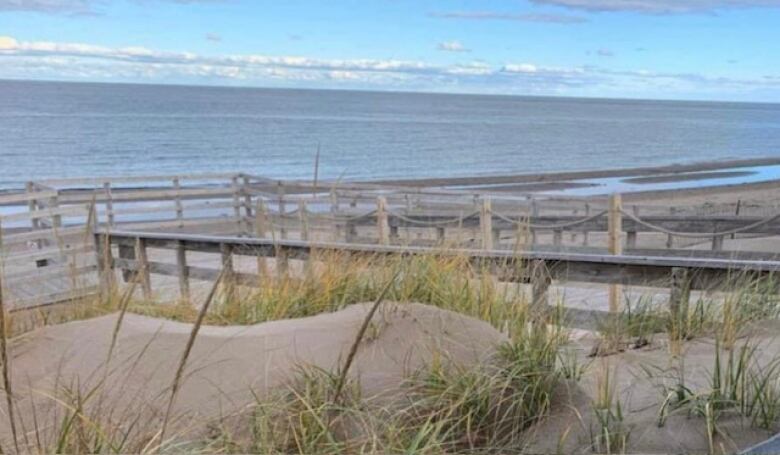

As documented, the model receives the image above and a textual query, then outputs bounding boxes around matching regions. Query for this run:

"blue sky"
[1,0,780,101]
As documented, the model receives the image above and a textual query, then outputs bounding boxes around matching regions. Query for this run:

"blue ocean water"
[1,79,780,189]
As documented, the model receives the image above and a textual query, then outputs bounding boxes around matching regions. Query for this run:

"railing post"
[436,226,445,244]
[669,267,690,345]
[608,193,623,313]
[582,203,590,246]
[330,188,342,241]
[49,194,62,229]
[377,196,390,245]
[277,182,287,240]
[135,237,152,300]
[345,221,357,243]
[298,199,310,242]
[95,232,115,299]
[530,198,538,246]
[232,175,243,236]
[26,182,43,256]
[242,175,253,219]
[103,181,115,227]
[530,259,551,320]
[173,177,184,228]
[666,207,675,249]
[480,197,493,250]
[220,243,235,301]
[255,199,269,276]
[176,240,190,303]
[625,205,638,249]
[711,235,724,251]
[118,242,135,283]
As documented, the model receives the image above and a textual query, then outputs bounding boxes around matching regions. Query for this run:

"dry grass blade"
[158,263,228,450]
[0,227,19,453]
[332,269,400,405]
[105,276,140,367]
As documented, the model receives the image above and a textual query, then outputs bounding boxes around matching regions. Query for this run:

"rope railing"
[491,209,608,230]
[619,209,780,238]
[386,209,480,227]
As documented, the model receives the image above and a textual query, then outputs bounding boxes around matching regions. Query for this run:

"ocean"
[1,79,780,189]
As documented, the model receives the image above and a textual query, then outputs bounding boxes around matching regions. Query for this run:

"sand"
[0,302,507,445]
[524,321,780,454]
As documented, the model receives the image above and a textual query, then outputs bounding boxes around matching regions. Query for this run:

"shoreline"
[361,156,780,188]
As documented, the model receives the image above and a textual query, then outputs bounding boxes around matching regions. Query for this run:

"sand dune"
[1,302,506,445]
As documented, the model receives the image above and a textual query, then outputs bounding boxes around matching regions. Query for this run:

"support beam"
[480,197,493,250]
[377,196,390,245]
[176,240,190,303]
[608,193,623,313]
[135,237,152,300]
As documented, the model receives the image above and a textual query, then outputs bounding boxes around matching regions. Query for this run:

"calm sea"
[2,79,780,189]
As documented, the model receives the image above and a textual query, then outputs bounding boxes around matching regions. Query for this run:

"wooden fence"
[97,230,780,330]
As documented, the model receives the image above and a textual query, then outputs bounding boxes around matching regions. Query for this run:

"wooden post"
[582,203,590,246]
[377,197,390,245]
[103,181,115,227]
[242,175,253,218]
[607,193,623,313]
[480,197,493,250]
[277,182,287,240]
[330,188,342,241]
[255,199,269,276]
[435,226,445,244]
[711,235,724,251]
[173,177,184,228]
[26,182,43,258]
[220,243,235,301]
[232,176,243,236]
[625,205,638,249]
[49,194,62,229]
[530,199,538,245]
[135,237,152,300]
[530,259,551,320]
[176,240,190,303]
[118,243,135,283]
[345,221,357,243]
[669,267,690,334]
[732,199,741,240]
[298,199,310,242]
[95,232,115,299]
[570,208,579,242]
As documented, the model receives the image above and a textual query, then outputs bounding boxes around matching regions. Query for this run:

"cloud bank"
[1,35,778,99]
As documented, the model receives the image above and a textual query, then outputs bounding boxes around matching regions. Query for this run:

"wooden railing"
[97,230,780,330]
[3,171,780,312]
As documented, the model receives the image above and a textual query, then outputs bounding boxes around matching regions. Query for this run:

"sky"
[1,0,780,101]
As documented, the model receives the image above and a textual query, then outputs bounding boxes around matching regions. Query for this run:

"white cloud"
[531,0,780,14]
[1,35,779,99]
[437,41,470,53]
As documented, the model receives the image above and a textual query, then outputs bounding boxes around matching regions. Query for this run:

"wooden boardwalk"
[3,170,780,318]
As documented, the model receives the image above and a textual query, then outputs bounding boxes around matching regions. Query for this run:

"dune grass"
[4,249,780,453]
